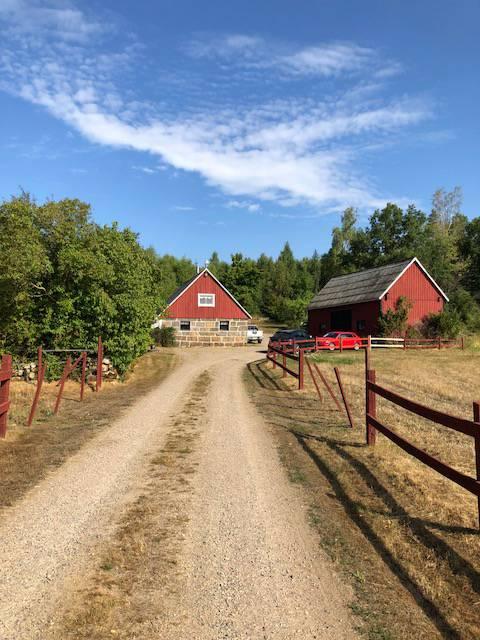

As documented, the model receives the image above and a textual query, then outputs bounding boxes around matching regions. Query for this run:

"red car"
[317,331,363,351]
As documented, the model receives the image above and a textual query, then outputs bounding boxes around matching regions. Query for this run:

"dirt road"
[0,346,357,639]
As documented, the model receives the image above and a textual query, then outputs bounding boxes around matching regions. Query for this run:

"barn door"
[331,309,352,331]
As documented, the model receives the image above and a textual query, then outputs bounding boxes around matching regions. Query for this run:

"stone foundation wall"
[163,319,248,347]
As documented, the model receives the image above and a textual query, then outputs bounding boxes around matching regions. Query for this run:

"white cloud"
[279,43,374,76]
[0,0,104,42]
[132,165,156,174]
[186,35,400,79]
[174,205,195,211]
[227,200,261,212]
[0,6,432,213]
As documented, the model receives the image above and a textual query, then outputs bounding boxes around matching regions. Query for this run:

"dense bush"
[152,326,176,347]
[377,296,412,337]
[422,309,463,339]
[0,194,194,373]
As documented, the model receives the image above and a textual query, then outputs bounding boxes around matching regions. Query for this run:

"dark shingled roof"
[308,260,412,311]
[166,272,199,305]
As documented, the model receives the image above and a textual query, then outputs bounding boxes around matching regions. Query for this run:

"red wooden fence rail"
[54,356,71,415]
[54,351,89,415]
[365,369,480,527]
[334,367,355,429]
[0,354,12,438]
[313,363,343,412]
[96,336,103,392]
[267,343,305,390]
[26,346,48,426]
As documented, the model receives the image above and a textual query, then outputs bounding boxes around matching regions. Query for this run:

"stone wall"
[162,318,248,347]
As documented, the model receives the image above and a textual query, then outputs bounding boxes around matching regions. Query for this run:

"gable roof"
[166,268,252,318]
[308,257,448,311]
[166,273,199,305]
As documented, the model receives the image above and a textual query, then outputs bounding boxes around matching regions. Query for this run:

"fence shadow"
[246,359,478,640]
[247,360,283,391]
[292,431,464,640]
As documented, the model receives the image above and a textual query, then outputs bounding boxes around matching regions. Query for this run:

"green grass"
[309,352,360,366]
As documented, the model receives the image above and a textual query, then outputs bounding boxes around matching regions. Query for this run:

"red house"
[308,258,448,337]
[161,268,251,346]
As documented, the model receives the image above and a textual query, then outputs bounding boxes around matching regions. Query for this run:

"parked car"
[316,331,362,351]
[269,328,315,350]
[247,324,263,343]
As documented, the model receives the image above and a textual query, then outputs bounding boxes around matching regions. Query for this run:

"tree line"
[1,188,479,371]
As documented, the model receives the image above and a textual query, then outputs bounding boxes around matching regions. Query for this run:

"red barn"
[161,268,251,346]
[308,258,448,337]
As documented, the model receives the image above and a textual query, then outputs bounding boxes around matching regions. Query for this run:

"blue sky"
[0,0,478,262]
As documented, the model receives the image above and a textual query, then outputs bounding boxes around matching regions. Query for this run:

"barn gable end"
[162,268,251,347]
[166,269,251,320]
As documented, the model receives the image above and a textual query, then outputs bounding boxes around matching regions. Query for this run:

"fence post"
[298,349,304,390]
[339,336,343,353]
[282,352,287,378]
[54,356,71,415]
[27,359,47,427]
[0,355,12,438]
[96,336,103,391]
[438,336,442,350]
[364,339,371,377]
[473,402,480,528]
[461,336,465,350]
[366,368,376,445]
[313,363,343,411]
[80,351,87,401]
[403,333,407,350]
[37,345,43,375]
[272,349,277,369]
[334,367,354,428]
[306,358,323,401]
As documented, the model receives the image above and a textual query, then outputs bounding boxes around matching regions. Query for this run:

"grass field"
[246,347,480,640]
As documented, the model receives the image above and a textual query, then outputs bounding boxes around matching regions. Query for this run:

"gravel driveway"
[0,345,357,639]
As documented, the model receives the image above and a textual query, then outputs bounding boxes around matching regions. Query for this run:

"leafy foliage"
[422,309,463,339]
[152,326,176,347]
[0,194,193,372]
[377,296,412,337]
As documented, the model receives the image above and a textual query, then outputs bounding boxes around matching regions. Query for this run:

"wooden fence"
[365,363,480,526]
[267,343,305,389]
[0,355,12,438]
[325,335,464,351]
[270,335,464,355]
[0,337,105,434]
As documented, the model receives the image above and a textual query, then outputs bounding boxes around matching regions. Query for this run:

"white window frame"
[198,293,215,307]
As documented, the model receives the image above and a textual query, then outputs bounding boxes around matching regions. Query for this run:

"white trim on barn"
[378,257,449,303]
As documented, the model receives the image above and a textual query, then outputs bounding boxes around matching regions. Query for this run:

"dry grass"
[245,348,480,640]
[49,372,211,640]
[0,350,177,510]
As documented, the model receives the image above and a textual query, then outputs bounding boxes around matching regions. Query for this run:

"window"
[219,320,229,331]
[180,320,190,331]
[198,293,215,307]
[356,320,366,331]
